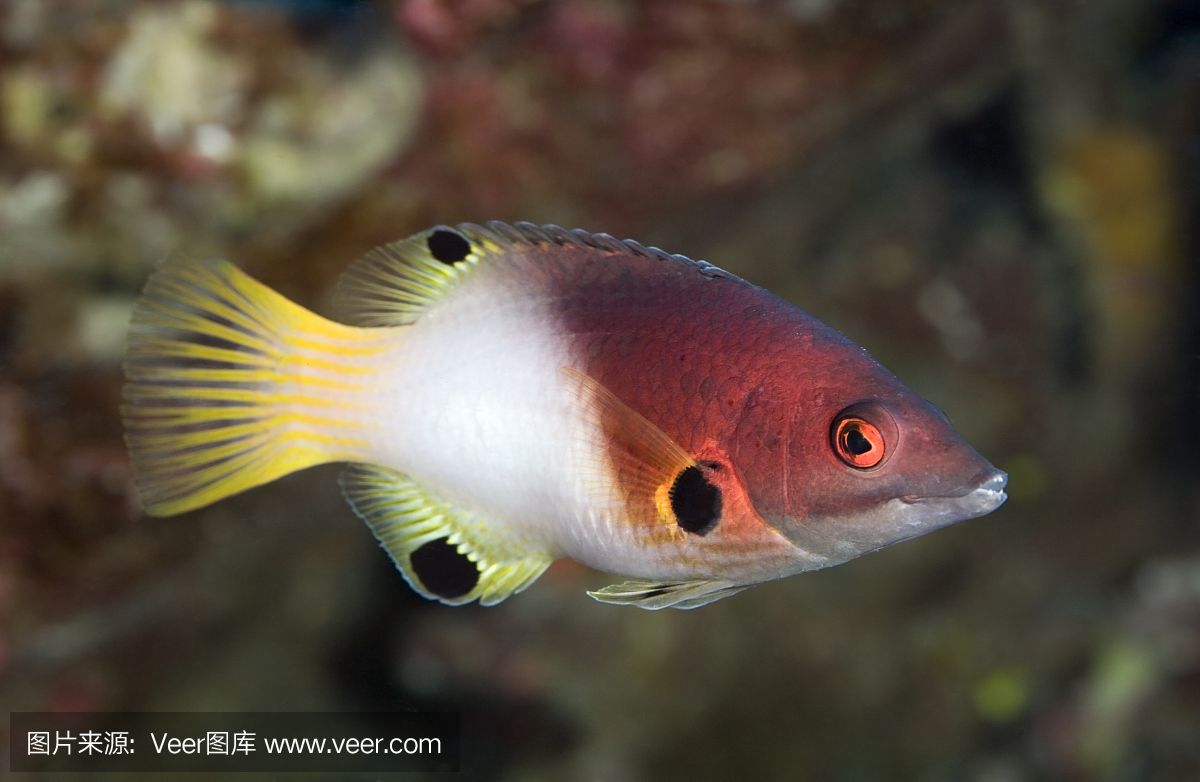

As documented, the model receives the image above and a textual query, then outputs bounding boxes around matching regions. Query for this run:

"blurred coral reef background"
[1,0,1198,779]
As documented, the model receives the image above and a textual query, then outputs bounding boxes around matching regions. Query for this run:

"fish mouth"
[772,470,1009,566]
[898,469,1008,519]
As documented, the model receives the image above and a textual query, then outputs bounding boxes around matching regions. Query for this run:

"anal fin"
[341,464,552,606]
[587,579,747,610]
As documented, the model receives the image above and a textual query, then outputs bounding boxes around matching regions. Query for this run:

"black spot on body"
[410,538,478,598]
[670,466,721,536]
[427,229,471,264]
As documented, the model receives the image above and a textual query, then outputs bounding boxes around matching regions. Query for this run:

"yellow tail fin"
[122,258,389,516]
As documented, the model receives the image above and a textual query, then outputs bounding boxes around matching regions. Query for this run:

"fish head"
[735,353,1007,567]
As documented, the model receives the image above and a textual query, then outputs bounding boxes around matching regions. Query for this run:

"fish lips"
[895,468,1009,529]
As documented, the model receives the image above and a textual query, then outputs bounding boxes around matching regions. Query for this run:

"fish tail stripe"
[122,405,269,423]
[128,357,370,392]
[144,270,280,336]
[286,337,388,357]
[126,343,272,368]
[123,257,386,517]
[278,353,376,376]
[132,302,278,356]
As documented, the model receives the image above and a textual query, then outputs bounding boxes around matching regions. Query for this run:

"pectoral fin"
[562,367,699,541]
[587,578,747,610]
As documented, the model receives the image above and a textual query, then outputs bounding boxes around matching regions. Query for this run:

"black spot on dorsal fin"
[669,465,721,536]
[410,538,479,598]
[336,221,739,330]
[427,228,472,265]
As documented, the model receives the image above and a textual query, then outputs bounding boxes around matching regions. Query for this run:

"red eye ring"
[833,416,886,469]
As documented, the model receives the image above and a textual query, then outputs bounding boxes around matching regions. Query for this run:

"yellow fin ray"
[122,258,388,516]
[340,465,553,606]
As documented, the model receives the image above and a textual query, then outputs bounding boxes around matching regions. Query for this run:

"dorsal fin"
[340,464,553,606]
[332,221,726,327]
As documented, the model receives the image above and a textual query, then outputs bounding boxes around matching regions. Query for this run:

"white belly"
[361,277,590,552]
[353,267,708,579]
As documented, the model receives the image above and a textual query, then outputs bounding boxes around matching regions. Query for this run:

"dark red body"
[512,235,1000,558]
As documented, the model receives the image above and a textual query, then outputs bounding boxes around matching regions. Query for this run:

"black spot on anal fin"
[670,466,721,536]
[410,538,479,598]
[427,229,471,265]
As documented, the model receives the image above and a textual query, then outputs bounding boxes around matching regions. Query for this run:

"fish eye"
[832,415,886,469]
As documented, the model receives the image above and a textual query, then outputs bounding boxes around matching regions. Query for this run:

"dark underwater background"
[1,1,1198,779]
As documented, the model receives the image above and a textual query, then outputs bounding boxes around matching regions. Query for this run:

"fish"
[121,221,1008,610]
